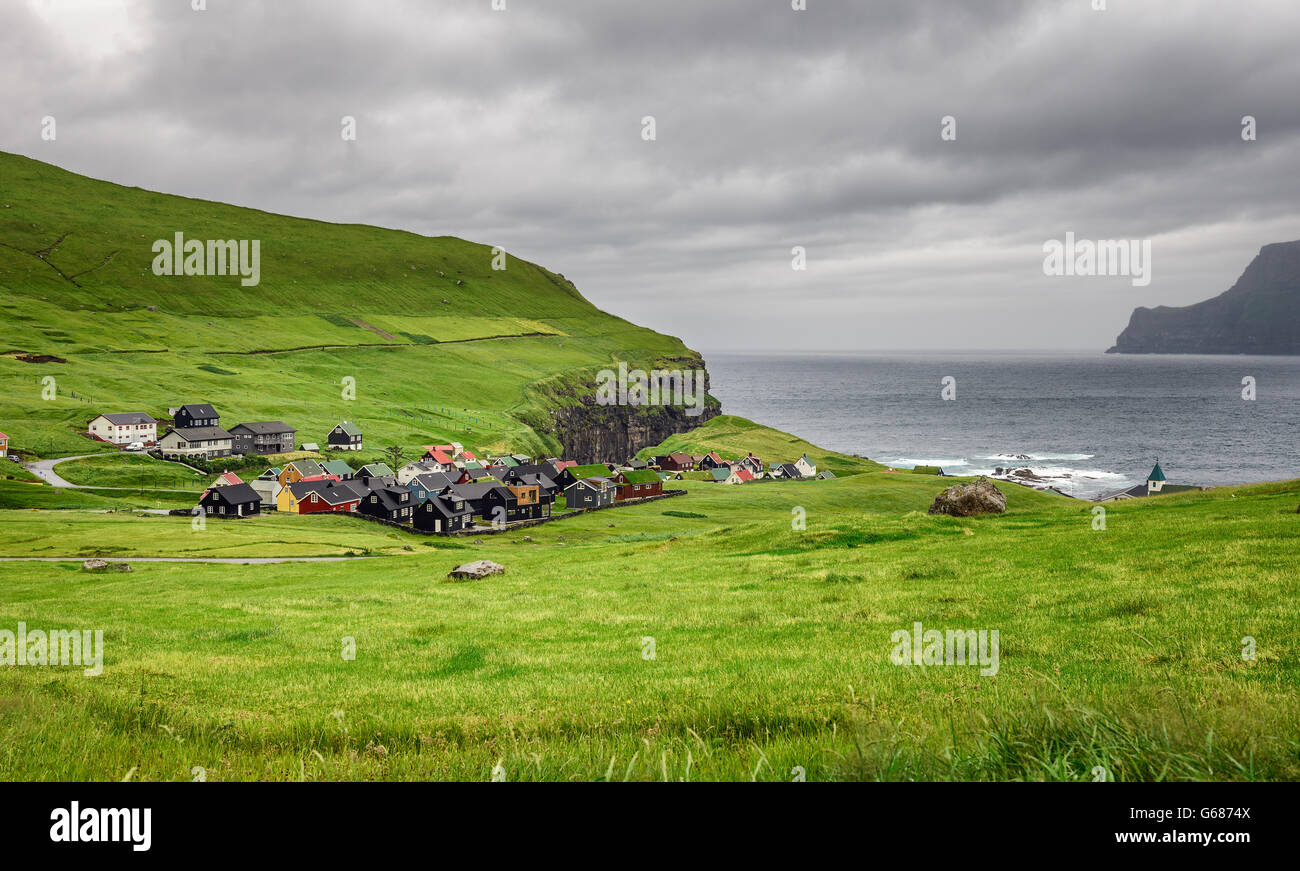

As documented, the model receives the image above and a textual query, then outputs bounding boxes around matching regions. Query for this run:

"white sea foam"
[983,452,1095,461]
[889,458,968,468]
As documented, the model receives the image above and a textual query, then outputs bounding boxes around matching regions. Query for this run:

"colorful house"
[615,469,663,501]
[278,479,365,514]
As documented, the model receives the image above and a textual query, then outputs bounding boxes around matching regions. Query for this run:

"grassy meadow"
[1,466,1297,781]
[2,150,1297,782]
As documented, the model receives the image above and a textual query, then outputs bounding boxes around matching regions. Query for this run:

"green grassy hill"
[0,151,706,460]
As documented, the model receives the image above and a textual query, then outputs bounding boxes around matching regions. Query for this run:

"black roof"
[422,494,472,517]
[410,472,460,492]
[179,403,218,418]
[449,481,514,502]
[368,486,411,511]
[166,426,233,442]
[229,421,296,435]
[509,471,557,492]
[207,482,261,506]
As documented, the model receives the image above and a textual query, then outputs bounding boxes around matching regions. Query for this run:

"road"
[23,453,198,492]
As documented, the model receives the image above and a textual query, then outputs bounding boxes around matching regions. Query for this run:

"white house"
[88,412,157,445]
[794,454,817,478]
[249,477,282,508]
[0,430,8,458]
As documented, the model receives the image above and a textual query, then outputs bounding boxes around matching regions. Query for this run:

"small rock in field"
[447,560,505,580]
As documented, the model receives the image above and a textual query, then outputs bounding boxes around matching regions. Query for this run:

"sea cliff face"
[524,355,721,463]
[1108,240,1300,354]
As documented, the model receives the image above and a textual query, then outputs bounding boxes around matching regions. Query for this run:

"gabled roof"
[165,426,234,442]
[229,420,296,435]
[422,493,472,518]
[367,486,411,511]
[620,470,661,484]
[665,452,693,464]
[178,403,217,418]
[320,459,354,477]
[710,467,730,481]
[214,471,243,486]
[356,463,395,478]
[449,481,514,502]
[1148,462,1166,482]
[424,448,454,464]
[736,469,755,482]
[494,456,520,467]
[409,472,460,492]
[95,412,157,426]
[779,463,802,477]
[553,460,576,470]
[510,471,557,492]
[287,459,326,477]
[332,421,362,436]
[206,482,261,506]
[288,479,364,504]
[0,431,7,440]
[569,476,613,491]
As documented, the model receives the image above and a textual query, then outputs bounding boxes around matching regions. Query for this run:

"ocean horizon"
[703,350,1300,499]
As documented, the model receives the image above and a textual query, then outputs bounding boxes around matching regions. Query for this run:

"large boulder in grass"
[928,477,1007,517]
[447,560,505,580]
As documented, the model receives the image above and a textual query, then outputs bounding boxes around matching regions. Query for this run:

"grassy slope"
[0,151,698,459]
[1,473,1296,781]
[640,414,883,476]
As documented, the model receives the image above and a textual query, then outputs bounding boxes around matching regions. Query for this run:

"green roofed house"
[569,463,613,480]
[710,467,731,482]
[356,462,395,481]
[328,421,363,451]
[320,459,355,480]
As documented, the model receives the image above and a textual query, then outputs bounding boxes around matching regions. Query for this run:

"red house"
[615,470,663,502]
[658,452,694,472]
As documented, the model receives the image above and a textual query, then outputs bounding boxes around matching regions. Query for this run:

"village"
[49,403,831,534]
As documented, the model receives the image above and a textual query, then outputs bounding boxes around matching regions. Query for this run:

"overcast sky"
[4,0,1300,353]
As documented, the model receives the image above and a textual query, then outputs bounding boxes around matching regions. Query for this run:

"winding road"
[23,452,198,492]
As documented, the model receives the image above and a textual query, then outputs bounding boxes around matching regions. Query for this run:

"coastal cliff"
[1108,240,1300,354]
[523,355,721,463]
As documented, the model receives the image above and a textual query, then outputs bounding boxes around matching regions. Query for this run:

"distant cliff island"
[1108,239,1300,354]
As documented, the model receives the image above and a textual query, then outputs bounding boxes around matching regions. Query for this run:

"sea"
[704,351,1300,500]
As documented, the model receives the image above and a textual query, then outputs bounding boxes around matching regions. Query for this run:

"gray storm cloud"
[3,0,1299,351]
